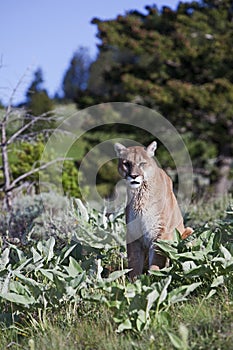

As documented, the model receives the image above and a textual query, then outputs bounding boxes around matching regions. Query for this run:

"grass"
[172,296,233,349]
[186,194,232,227]
[0,294,233,350]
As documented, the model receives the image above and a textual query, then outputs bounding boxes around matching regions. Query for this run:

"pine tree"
[26,68,54,116]
[62,47,91,102]
[90,1,233,195]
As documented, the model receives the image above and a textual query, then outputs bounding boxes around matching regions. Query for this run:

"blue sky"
[1,0,181,105]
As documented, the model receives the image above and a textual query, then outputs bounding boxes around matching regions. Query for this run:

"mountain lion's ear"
[114,143,126,157]
[146,141,157,157]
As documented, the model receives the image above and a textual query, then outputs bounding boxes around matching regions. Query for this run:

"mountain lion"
[114,141,193,279]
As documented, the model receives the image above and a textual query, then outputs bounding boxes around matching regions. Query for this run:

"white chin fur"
[126,177,143,189]
[129,182,141,189]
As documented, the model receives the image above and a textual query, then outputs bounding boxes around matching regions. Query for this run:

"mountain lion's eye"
[139,162,147,167]
[122,160,130,167]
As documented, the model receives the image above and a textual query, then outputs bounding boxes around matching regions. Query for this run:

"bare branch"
[4,67,32,123]
[0,107,25,125]
[0,66,69,211]
[15,127,74,142]
[23,111,55,120]
[6,111,55,145]
[7,157,71,192]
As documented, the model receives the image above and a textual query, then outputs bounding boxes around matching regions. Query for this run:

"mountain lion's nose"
[130,174,138,179]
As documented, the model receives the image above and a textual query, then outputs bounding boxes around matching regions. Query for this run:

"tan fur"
[114,141,193,280]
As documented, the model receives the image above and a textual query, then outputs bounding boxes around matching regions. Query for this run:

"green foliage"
[4,1,233,198]
[10,140,45,187]
[62,160,84,198]
[26,68,54,116]
[62,47,92,104]
[82,207,233,333]
[0,195,232,350]
[186,194,232,226]
[28,90,54,117]
[90,1,233,195]
[0,136,85,199]
[1,295,233,349]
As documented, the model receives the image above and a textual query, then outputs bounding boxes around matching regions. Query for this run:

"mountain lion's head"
[114,141,157,189]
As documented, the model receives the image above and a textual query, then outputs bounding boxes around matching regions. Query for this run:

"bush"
[0,194,232,339]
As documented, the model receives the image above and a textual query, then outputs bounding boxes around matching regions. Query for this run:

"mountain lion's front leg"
[149,242,167,271]
[127,239,145,280]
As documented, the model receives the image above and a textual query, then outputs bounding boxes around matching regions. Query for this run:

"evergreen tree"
[90,1,233,195]
[26,68,54,116]
[62,47,91,102]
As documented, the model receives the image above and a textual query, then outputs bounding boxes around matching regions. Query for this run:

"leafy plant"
[0,196,232,345]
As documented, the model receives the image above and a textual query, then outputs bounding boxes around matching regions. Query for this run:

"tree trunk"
[214,155,232,197]
[1,121,12,210]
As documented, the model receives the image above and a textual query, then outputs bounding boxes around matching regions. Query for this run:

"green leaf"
[0,292,35,305]
[37,241,43,255]
[45,237,55,262]
[75,198,89,222]
[31,247,42,263]
[129,293,146,313]
[40,269,54,281]
[10,245,25,261]
[14,272,43,289]
[1,271,12,294]
[168,286,188,304]
[181,260,197,272]
[212,256,226,264]
[64,257,83,277]
[15,258,33,272]
[174,228,182,242]
[211,275,224,288]
[117,318,132,333]
[168,282,201,305]
[96,258,103,280]
[155,241,178,260]
[70,272,86,288]
[146,288,159,313]
[178,251,206,261]
[183,282,202,297]
[10,280,29,295]
[157,276,172,307]
[205,234,216,253]
[0,248,10,269]
[166,331,185,349]
[184,264,211,277]
[166,324,189,349]
[36,237,55,262]
[105,269,130,282]
[212,231,222,250]
[148,268,170,277]
[60,244,77,263]
[206,288,216,299]
[136,309,147,332]
[220,245,232,262]
[224,263,233,273]
[65,286,76,297]
[53,275,66,294]
[124,284,137,298]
